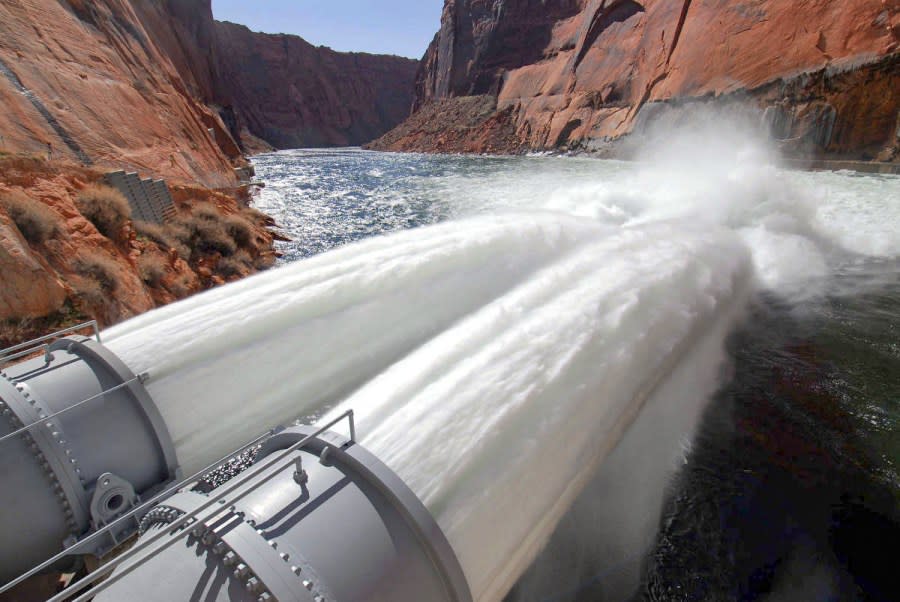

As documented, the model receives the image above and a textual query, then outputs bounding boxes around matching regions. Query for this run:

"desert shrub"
[215,256,243,279]
[134,220,172,248]
[159,222,191,260]
[215,250,253,279]
[0,155,56,188]
[224,215,254,249]
[73,252,120,293]
[137,253,167,287]
[191,203,222,222]
[135,219,191,261]
[0,190,60,245]
[240,206,272,224]
[0,302,89,349]
[69,274,105,308]
[254,254,275,271]
[190,218,236,257]
[172,207,237,258]
[76,184,131,242]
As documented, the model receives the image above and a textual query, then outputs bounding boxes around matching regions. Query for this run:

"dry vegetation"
[0,302,89,350]
[74,251,121,293]
[134,219,189,260]
[76,184,131,244]
[137,253,167,287]
[0,153,276,346]
[0,190,60,245]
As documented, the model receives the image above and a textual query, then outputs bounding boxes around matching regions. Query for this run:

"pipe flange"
[168,492,321,602]
[56,337,180,483]
[258,427,473,602]
[0,371,82,535]
[12,377,86,485]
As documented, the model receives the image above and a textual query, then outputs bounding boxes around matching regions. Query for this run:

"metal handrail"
[49,409,356,602]
[0,321,100,365]
[0,373,148,447]
[0,343,53,366]
[0,426,277,595]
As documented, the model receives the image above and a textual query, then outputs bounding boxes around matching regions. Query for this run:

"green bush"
[0,190,60,245]
[76,184,131,242]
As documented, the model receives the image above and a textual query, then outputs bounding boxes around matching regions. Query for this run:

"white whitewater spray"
[100,108,900,601]
[105,214,602,473]
[320,223,751,601]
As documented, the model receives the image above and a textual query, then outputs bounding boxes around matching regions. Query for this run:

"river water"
[104,144,898,601]
[250,147,898,601]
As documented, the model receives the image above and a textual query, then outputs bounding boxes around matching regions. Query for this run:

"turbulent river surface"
[251,147,899,601]
[107,144,898,602]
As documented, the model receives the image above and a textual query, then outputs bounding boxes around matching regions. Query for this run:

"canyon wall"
[370,0,900,160]
[0,0,418,188]
[0,0,242,188]
[0,0,418,336]
[213,22,419,149]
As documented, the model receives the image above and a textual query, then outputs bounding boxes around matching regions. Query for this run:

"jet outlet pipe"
[88,424,472,602]
[0,329,472,602]
[0,330,178,583]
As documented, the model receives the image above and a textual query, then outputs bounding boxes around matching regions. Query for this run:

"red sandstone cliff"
[0,0,421,341]
[370,0,900,160]
[0,1,419,180]
[212,22,419,149]
[0,155,277,344]
[0,0,244,188]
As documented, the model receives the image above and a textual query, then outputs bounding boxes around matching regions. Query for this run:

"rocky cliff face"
[213,22,419,149]
[0,0,418,186]
[0,0,243,188]
[0,0,421,339]
[371,0,900,160]
[0,155,277,342]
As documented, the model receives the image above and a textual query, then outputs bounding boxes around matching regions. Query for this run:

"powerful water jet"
[1,213,753,601]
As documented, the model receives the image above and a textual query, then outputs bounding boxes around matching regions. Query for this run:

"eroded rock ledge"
[0,156,278,347]
[370,0,900,160]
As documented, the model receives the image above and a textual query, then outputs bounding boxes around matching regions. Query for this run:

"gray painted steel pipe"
[1,333,472,601]
[0,336,178,582]
[94,426,473,602]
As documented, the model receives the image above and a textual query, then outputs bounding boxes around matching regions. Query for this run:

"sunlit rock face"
[212,21,419,149]
[0,0,244,187]
[0,0,419,184]
[371,0,900,159]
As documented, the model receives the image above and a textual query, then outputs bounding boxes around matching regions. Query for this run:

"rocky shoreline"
[0,154,280,348]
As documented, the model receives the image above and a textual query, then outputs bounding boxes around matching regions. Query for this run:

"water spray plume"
[97,110,899,601]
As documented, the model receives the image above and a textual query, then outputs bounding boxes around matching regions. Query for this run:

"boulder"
[0,215,67,321]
